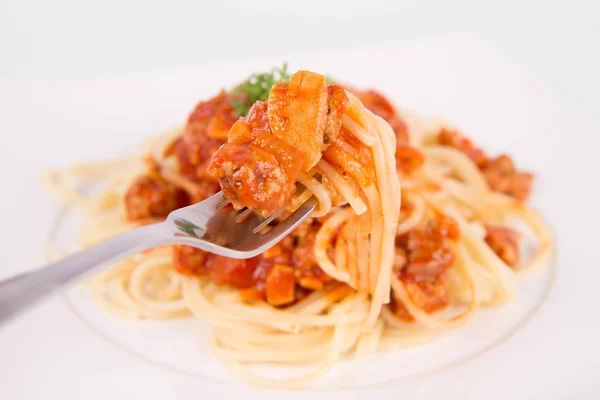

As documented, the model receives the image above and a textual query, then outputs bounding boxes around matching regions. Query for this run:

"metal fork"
[0,191,317,327]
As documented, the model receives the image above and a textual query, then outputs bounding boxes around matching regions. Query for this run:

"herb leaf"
[230,63,291,117]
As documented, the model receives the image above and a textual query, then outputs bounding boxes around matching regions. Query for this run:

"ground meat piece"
[426,212,461,241]
[403,279,450,314]
[204,254,258,289]
[210,74,348,218]
[189,179,221,203]
[438,128,488,168]
[323,85,350,145]
[396,213,459,282]
[173,90,238,179]
[392,213,460,320]
[125,175,189,220]
[208,101,302,218]
[209,137,296,218]
[482,155,534,201]
[186,90,238,140]
[173,245,259,289]
[173,245,208,275]
[323,127,376,187]
[396,145,425,174]
[267,71,335,170]
[484,224,520,267]
[174,135,224,179]
[399,230,456,282]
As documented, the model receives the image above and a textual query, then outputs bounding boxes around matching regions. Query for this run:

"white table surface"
[1,0,599,122]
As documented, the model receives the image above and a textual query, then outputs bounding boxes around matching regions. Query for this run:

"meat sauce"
[124,91,238,221]
[391,213,460,321]
[208,71,350,218]
[353,89,410,144]
[438,129,534,201]
[484,224,520,267]
[123,82,523,313]
[173,218,331,306]
[352,89,425,174]
[207,101,303,218]
[125,174,189,221]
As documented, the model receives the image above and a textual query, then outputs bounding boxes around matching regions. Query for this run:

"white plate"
[0,34,599,399]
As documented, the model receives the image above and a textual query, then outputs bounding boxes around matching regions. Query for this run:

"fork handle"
[0,222,170,328]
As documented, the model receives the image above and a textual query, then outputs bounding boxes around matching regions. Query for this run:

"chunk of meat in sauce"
[173,244,257,288]
[398,214,459,281]
[396,145,425,174]
[173,90,238,179]
[208,102,301,218]
[172,244,209,275]
[438,128,488,168]
[438,129,534,201]
[186,89,239,141]
[125,175,189,221]
[209,71,349,218]
[482,155,534,202]
[205,255,258,288]
[267,71,329,170]
[190,179,221,204]
[392,213,460,321]
[484,224,520,267]
[323,85,349,145]
[392,277,451,319]
[126,92,236,222]
[323,127,375,188]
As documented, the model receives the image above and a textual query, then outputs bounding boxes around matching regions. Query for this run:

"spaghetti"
[46,67,553,389]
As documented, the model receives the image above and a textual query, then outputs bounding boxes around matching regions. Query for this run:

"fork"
[0,191,317,327]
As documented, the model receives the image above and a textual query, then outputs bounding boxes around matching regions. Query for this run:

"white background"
[1,0,599,121]
[1,2,600,399]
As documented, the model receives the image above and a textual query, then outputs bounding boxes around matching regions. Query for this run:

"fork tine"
[215,198,230,210]
[166,191,317,258]
[234,207,253,222]
[252,207,286,234]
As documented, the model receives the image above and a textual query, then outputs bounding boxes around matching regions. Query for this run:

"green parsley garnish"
[230,63,291,117]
